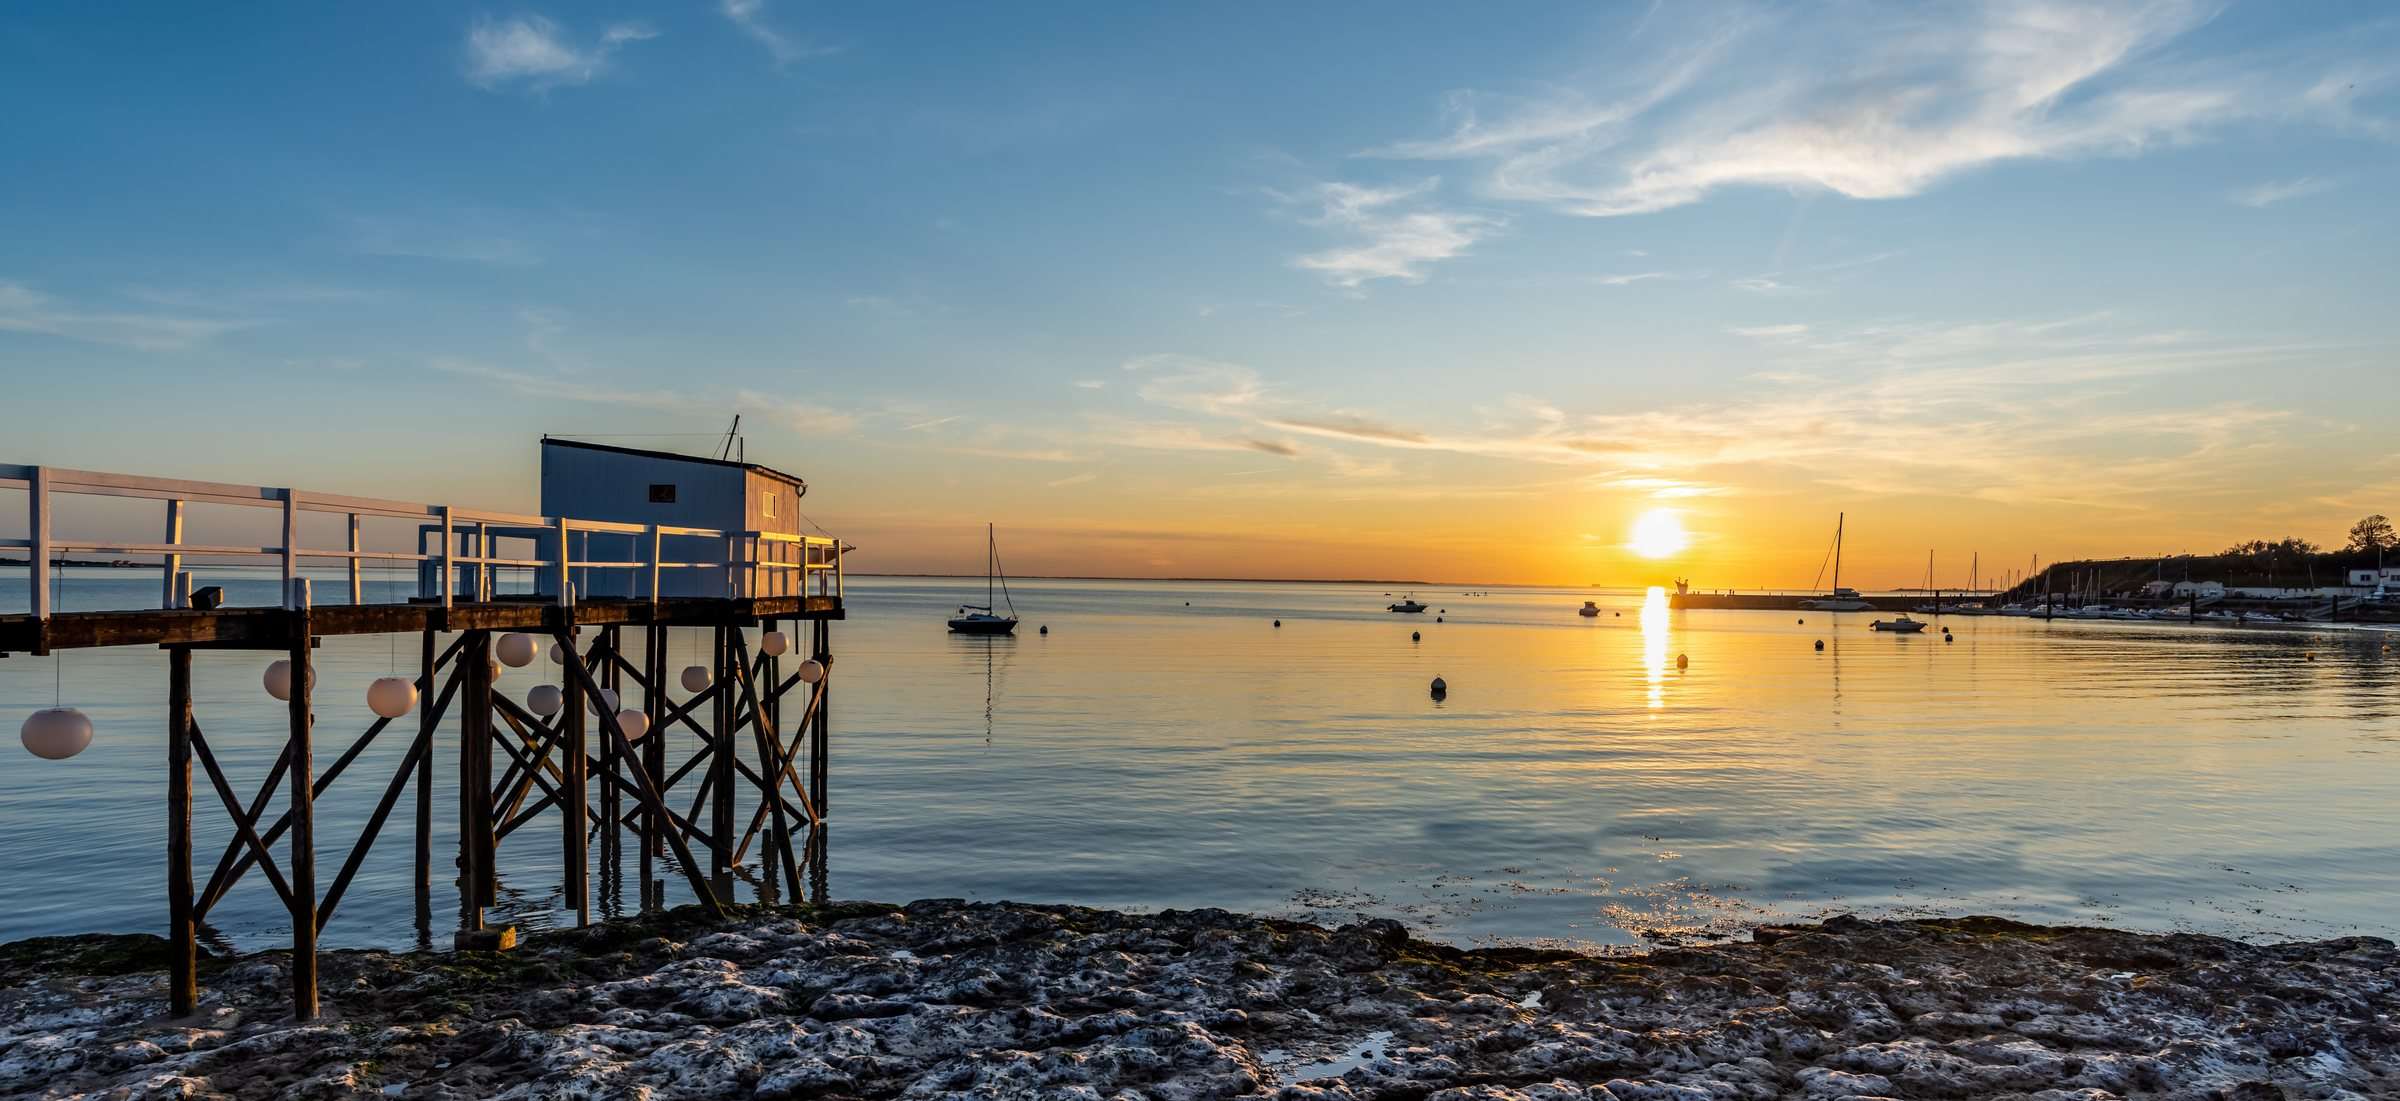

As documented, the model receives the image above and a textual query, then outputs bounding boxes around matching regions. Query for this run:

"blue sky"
[3,2,2396,584]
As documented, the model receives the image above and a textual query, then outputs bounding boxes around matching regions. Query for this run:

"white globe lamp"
[615,709,651,742]
[796,659,826,685]
[760,630,790,657]
[600,688,621,711]
[496,633,539,668]
[263,660,315,702]
[680,665,711,693]
[526,684,564,718]
[367,677,419,719]
[21,708,93,760]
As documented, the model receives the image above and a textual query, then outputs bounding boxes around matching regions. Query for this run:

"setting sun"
[1629,509,1691,559]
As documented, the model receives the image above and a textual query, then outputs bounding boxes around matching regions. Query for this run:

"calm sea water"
[3,570,2396,951]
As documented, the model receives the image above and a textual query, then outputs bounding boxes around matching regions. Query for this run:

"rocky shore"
[3,901,2395,1100]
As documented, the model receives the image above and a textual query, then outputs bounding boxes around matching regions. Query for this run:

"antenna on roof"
[718,414,742,462]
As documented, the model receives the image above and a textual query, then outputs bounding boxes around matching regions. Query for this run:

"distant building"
[538,438,811,599]
[2171,580,2226,599]
[2349,568,2400,587]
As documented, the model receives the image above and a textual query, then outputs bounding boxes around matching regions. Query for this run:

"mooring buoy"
[1272,619,1281,628]
[1411,631,1421,642]
[1039,625,1049,635]
[1675,653,1688,669]
[1945,634,1954,643]
[1797,617,1805,625]
[1436,615,1444,622]
[1429,676,1447,699]
[1814,639,1824,651]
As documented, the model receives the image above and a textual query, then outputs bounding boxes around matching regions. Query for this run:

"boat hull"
[947,616,1019,635]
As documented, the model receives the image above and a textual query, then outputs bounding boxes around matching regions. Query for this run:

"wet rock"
[2,903,2395,1099]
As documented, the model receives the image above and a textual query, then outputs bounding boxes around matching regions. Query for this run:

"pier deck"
[3,461,844,1022]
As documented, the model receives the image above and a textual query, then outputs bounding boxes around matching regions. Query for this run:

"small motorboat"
[1577,600,1600,617]
[1389,596,1429,613]
[1869,615,1929,633]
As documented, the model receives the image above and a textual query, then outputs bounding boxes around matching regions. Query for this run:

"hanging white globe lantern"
[367,677,419,719]
[263,660,315,702]
[599,688,621,711]
[549,642,568,665]
[496,633,539,668]
[796,659,826,685]
[21,708,93,760]
[488,659,504,684]
[615,709,651,742]
[680,665,711,693]
[526,684,564,718]
[760,630,790,657]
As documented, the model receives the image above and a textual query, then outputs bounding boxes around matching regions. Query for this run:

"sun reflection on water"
[1641,584,1669,708]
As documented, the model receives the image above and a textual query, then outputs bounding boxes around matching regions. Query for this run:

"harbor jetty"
[2,446,845,1022]
[5,899,2395,1098]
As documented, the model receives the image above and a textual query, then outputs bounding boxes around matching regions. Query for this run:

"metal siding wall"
[539,445,748,597]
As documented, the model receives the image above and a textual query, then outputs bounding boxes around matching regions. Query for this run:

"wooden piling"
[285,603,319,1021]
[710,625,735,902]
[414,628,435,915]
[641,624,663,910]
[461,630,496,921]
[166,646,196,1017]
[562,622,589,923]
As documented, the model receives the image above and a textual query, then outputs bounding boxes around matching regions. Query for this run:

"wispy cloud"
[340,211,540,266]
[720,0,836,65]
[0,281,255,351]
[1099,310,2333,514]
[1372,2,2381,218]
[1286,180,1498,288]
[464,15,656,91]
[2231,176,2334,207]
[430,359,853,433]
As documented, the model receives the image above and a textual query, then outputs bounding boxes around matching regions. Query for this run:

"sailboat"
[1798,512,1875,612]
[947,524,1020,635]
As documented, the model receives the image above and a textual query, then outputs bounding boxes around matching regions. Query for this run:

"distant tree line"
[2220,514,2394,566]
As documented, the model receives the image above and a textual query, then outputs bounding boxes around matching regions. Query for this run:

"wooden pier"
[2,462,844,1021]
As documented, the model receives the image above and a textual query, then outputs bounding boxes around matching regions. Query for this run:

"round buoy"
[1614,612,1621,618]
[1797,618,1805,625]
[496,633,540,668]
[760,630,790,657]
[20,707,92,760]
[680,665,711,693]
[1675,653,1688,669]
[1272,619,1281,628]
[1437,615,1444,623]
[796,659,827,684]
[1814,639,1825,651]
[1429,676,1447,699]
[367,676,419,719]
[263,660,315,702]
[1039,625,1049,635]
[1411,631,1421,642]
[1945,634,1955,644]
[527,684,564,718]
[1439,608,1447,614]
[615,709,651,742]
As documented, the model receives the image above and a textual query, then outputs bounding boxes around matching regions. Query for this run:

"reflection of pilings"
[806,823,828,906]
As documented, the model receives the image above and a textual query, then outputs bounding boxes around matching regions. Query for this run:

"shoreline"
[4,900,2392,1099]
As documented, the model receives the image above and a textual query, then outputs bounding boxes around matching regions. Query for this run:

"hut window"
[648,483,677,503]
[763,492,777,519]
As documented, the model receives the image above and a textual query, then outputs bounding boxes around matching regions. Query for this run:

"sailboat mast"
[1832,512,1844,592]
[986,523,995,609]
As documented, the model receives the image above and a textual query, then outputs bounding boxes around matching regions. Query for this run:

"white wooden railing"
[1,464,843,620]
